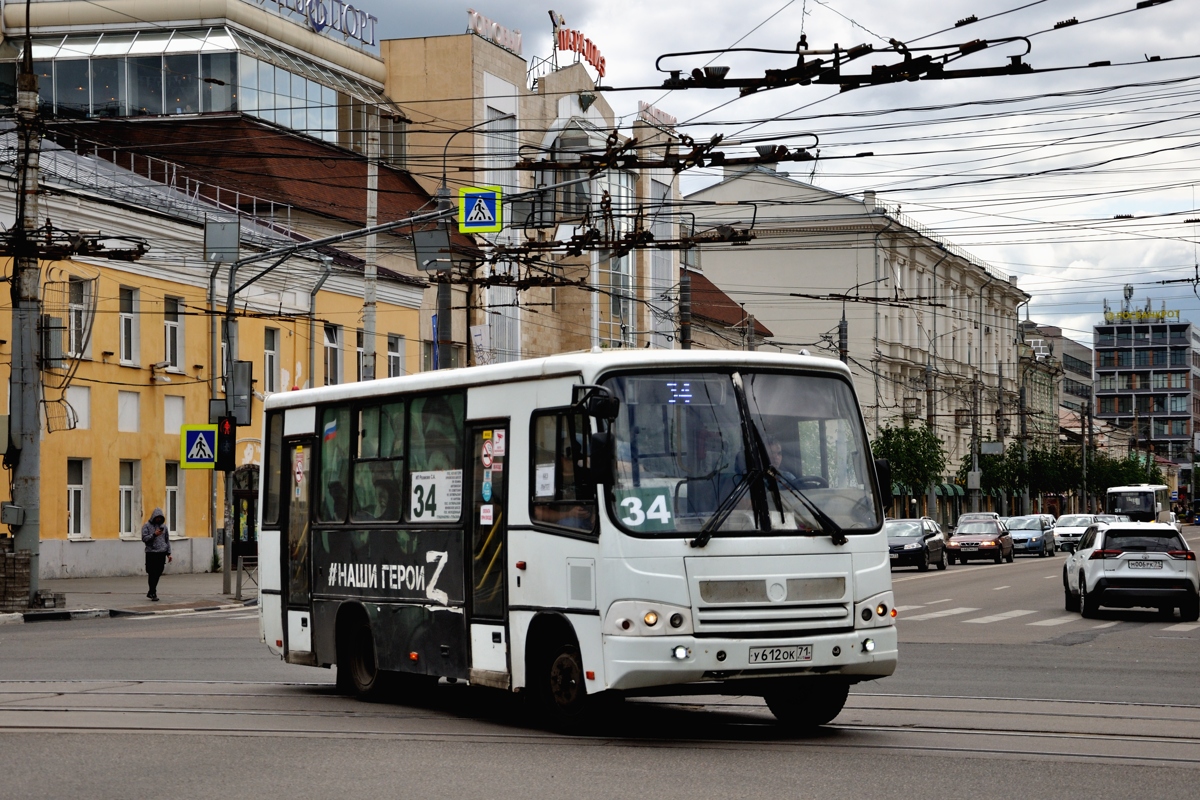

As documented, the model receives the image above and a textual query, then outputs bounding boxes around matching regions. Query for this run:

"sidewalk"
[2,571,256,624]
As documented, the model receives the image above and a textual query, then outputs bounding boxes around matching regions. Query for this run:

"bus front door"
[468,424,509,689]
[283,439,315,665]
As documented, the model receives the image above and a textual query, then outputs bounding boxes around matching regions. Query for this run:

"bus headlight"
[605,601,693,636]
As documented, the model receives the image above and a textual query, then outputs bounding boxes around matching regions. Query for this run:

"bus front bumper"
[601,627,898,692]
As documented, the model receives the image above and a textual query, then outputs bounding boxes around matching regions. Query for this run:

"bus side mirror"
[589,431,616,487]
[875,458,892,499]
[585,394,620,422]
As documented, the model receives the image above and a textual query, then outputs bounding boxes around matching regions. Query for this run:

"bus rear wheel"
[764,678,850,731]
[338,614,385,700]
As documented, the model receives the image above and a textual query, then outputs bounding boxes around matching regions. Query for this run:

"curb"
[21,608,111,623]
[109,600,255,618]
[12,596,257,623]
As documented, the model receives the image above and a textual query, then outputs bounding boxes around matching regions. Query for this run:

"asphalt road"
[1,531,1197,799]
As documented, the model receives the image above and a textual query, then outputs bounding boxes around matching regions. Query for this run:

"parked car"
[1053,514,1100,551]
[1005,515,1056,557]
[886,517,948,571]
[946,520,1014,564]
[1063,522,1199,620]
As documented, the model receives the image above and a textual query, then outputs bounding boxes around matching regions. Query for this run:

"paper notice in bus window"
[409,469,463,522]
[535,464,555,497]
[493,430,506,456]
[480,504,494,525]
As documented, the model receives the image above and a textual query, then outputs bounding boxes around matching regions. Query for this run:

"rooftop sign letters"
[252,0,379,47]
[1104,309,1181,323]
[467,9,523,55]
[638,101,677,129]
[555,24,606,78]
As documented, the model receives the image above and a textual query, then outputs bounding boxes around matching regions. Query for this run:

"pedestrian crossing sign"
[180,425,218,469]
[458,186,503,233]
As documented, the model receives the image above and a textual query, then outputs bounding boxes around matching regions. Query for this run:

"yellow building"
[1,0,429,579]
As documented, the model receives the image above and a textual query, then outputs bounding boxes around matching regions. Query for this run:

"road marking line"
[964,610,1037,624]
[925,598,952,605]
[1028,615,1078,627]
[1163,623,1200,632]
[1044,575,1056,579]
[902,607,980,621]
[895,605,924,612]
[1091,621,1119,629]
[992,585,1010,590]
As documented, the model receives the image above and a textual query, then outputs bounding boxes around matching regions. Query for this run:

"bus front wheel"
[764,678,850,731]
[531,641,594,730]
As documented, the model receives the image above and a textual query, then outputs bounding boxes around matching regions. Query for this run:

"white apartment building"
[687,166,1030,477]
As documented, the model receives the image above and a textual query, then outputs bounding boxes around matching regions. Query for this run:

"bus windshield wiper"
[689,468,759,549]
[768,467,848,546]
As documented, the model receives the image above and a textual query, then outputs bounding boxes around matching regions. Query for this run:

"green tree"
[871,424,947,496]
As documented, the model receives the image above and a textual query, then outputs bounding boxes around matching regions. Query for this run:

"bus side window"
[263,411,283,526]
[530,410,597,533]
[409,394,464,473]
[351,403,405,523]
[318,406,352,522]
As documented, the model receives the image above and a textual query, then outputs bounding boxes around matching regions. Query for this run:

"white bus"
[1106,484,1170,523]
[258,350,896,729]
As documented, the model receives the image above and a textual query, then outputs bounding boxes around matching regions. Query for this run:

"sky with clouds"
[372,1,1200,345]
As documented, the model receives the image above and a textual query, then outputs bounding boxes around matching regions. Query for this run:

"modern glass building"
[1,24,403,162]
[1093,313,1200,462]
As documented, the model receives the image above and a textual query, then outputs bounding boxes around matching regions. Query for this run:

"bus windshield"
[1107,491,1155,522]
[603,370,882,538]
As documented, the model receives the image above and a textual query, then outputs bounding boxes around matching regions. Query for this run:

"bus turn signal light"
[409,652,419,662]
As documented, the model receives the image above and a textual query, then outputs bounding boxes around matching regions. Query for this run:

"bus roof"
[262,349,854,411]
[1106,484,1169,492]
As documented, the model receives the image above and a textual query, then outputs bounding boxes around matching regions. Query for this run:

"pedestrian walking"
[141,507,172,601]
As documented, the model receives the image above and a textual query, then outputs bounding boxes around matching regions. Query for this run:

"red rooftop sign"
[555,25,605,78]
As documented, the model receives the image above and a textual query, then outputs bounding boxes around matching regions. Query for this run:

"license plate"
[749,644,813,665]
[960,546,978,551]
[1128,560,1163,570]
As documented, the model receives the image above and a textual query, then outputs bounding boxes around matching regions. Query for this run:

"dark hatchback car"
[886,518,948,571]
[947,520,1014,564]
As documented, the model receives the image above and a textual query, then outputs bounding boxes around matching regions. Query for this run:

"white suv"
[1063,522,1199,621]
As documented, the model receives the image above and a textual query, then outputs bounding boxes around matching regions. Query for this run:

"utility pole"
[925,360,936,522]
[971,376,981,513]
[1087,398,1095,513]
[362,113,379,381]
[678,265,691,350]
[435,186,453,370]
[9,12,42,603]
[1019,386,1029,515]
[1081,400,1089,514]
[745,314,757,351]
[838,313,848,364]
[996,361,1006,516]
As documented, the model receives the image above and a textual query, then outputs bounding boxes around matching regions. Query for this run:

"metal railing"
[235,556,258,602]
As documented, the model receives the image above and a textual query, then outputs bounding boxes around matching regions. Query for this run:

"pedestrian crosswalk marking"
[1028,615,1079,627]
[902,606,980,621]
[1163,622,1200,632]
[466,197,495,223]
[187,435,214,461]
[895,605,924,612]
[965,609,1037,624]
[1091,621,1119,629]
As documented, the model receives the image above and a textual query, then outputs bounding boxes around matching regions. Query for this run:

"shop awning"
[933,485,944,497]
[952,484,965,497]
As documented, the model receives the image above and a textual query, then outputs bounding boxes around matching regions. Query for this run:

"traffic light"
[216,416,236,472]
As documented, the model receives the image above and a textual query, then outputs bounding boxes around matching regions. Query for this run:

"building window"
[356,329,365,382]
[119,287,138,364]
[264,328,279,393]
[1171,371,1188,389]
[119,459,140,538]
[387,334,405,377]
[1097,374,1116,391]
[163,297,181,369]
[1170,395,1188,413]
[421,342,462,371]
[118,391,140,433]
[166,462,183,536]
[323,325,340,386]
[67,458,89,539]
[67,276,88,357]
